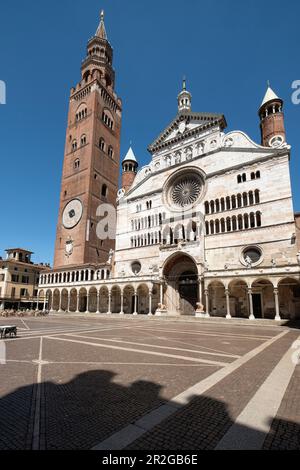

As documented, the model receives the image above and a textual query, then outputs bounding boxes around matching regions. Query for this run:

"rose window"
[169,173,202,208]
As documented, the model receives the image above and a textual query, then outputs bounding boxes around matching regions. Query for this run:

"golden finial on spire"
[183,76,186,91]
[101,10,104,21]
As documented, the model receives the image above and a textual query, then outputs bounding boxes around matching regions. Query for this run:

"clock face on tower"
[62,199,83,229]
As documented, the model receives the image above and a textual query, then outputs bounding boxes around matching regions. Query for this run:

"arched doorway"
[137,284,149,315]
[251,279,275,319]
[228,280,249,318]
[163,253,199,316]
[208,281,226,317]
[123,285,135,314]
[278,277,300,319]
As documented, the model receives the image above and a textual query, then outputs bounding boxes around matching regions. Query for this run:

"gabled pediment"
[148,111,227,153]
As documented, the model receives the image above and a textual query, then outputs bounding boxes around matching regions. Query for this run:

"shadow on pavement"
[0,368,299,450]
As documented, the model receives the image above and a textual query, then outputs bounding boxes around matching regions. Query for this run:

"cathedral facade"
[38,13,300,321]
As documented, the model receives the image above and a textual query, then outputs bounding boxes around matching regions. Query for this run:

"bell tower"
[53,11,122,269]
[121,147,138,193]
[259,84,286,147]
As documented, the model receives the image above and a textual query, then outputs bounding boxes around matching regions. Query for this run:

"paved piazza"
[0,316,299,450]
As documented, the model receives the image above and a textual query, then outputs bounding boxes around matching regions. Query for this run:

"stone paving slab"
[0,317,299,450]
[0,363,37,450]
[126,331,299,450]
[263,354,300,450]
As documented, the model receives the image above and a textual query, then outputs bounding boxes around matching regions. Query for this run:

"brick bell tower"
[54,11,122,269]
[121,147,138,193]
[259,84,286,147]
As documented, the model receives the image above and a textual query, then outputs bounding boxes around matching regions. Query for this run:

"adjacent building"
[0,249,48,311]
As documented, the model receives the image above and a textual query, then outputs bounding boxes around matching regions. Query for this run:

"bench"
[0,326,17,339]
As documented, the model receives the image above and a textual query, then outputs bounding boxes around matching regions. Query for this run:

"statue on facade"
[245,256,252,268]
[107,249,114,265]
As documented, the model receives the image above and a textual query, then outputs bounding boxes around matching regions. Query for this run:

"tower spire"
[81,10,115,88]
[96,9,107,40]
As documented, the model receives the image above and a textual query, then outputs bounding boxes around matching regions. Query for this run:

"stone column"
[274,288,281,321]
[85,294,89,314]
[107,291,112,315]
[133,292,138,315]
[96,291,100,314]
[58,292,62,312]
[120,291,124,315]
[36,293,39,311]
[205,289,210,318]
[198,280,203,305]
[76,293,80,313]
[148,292,153,316]
[43,295,47,312]
[248,288,255,320]
[225,289,231,319]
[67,291,71,313]
[160,282,164,305]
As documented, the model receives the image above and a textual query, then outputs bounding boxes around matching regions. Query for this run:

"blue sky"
[0,0,299,264]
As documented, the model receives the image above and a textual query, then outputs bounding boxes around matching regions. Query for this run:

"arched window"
[242,173,246,182]
[76,104,88,122]
[226,196,231,211]
[244,213,249,229]
[250,212,255,228]
[74,159,80,170]
[231,195,236,209]
[221,198,225,211]
[238,214,243,230]
[215,219,220,234]
[243,192,248,206]
[237,194,242,208]
[255,189,260,204]
[221,218,225,233]
[226,217,231,232]
[99,138,105,151]
[102,109,114,130]
[108,146,114,158]
[237,175,242,184]
[232,216,237,231]
[210,221,215,235]
[210,201,215,214]
[215,199,220,212]
[251,172,255,180]
[249,191,254,205]
[256,170,261,179]
[81,135,87,146]
[256,211,262,227]
[205,221,209,235]
[72,140,77,151]
[204,201,209,215]
[101,184,108,198]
